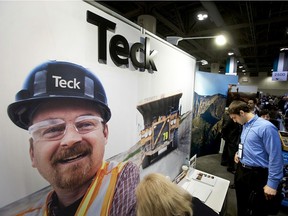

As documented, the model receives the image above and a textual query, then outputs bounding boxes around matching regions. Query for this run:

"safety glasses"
[28,115,104,141]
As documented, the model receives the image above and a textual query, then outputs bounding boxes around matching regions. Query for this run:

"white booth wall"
[0,1,195,207]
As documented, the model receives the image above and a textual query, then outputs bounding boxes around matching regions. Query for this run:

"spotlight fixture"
[197,60,208,65]
[166,35,227,46]
[196,11,208,21]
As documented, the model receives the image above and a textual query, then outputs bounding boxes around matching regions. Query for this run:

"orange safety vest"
[16,161,127,216]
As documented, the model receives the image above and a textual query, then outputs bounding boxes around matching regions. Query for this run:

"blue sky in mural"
[195,71,238,96]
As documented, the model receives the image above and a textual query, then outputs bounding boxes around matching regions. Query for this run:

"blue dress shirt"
[240,115,284,189]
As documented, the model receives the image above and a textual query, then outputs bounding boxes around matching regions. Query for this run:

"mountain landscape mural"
[191,92,227,157]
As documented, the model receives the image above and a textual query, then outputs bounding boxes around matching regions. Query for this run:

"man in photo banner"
[7,61,140,216]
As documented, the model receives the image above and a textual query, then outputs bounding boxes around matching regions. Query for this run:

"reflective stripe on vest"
[76,161,126,216]
[17,161,127,216]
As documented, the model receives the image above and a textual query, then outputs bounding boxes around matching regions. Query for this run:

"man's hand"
[263,185,277,200]
[234,152,239,163]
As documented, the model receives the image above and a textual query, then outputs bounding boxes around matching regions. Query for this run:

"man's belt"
[240,162,266,170]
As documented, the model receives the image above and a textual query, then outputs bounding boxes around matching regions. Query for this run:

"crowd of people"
[257,94,288,126]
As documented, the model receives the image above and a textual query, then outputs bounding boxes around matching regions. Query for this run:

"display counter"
[177,168,230,214]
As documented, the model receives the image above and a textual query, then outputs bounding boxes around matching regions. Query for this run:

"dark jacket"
[192,197,219,215]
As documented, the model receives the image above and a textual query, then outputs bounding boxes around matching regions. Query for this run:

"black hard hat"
[7,61,111,130]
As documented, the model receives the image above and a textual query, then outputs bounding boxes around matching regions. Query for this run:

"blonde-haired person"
[136,173,218,216]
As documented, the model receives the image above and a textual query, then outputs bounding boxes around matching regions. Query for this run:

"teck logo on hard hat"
[87,11,157,73]
[52,76,81,89]
[46,69,85,94]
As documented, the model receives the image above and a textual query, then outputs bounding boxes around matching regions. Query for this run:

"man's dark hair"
[228,100,250,115]
[248,97,257,104]
[259,109,270,117]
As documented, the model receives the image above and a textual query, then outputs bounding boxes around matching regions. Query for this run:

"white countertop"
[178,168,230,213]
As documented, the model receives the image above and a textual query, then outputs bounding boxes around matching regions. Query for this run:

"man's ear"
[239,110,245,116]
[29,138,37,168]
[103,124,109,145]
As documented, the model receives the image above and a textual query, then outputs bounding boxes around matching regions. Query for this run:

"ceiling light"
[196,11,208,21]
[166,35,227,46]
[215,35,227,46]
[197,60,208,65]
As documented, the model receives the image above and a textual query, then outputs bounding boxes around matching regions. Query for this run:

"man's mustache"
[51,142,92,165]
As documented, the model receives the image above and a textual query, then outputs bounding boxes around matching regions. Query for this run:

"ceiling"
[96,1,288,76]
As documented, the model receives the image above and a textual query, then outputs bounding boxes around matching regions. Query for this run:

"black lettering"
[130,42,145,70]
[86,10,116,63]
[86,11,157,72]
[109,35,129,66]
[145,37,157,71]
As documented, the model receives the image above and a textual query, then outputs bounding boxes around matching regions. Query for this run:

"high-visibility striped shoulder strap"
[76,161,127,216]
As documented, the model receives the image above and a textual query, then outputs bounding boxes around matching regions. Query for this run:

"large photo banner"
[191,71,238,157]
[0,1,195,211]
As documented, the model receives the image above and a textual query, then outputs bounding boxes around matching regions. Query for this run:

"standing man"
[7,61,140,215]
[247,98,260,116]
[228,100,283,216]
[221,107,242,174]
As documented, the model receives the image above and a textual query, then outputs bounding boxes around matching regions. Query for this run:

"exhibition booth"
[0,1,249,215]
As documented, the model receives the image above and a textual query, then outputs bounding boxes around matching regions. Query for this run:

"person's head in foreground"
[136,173,193,216]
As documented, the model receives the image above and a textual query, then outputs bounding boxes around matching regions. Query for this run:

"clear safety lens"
[28,116,103,141]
